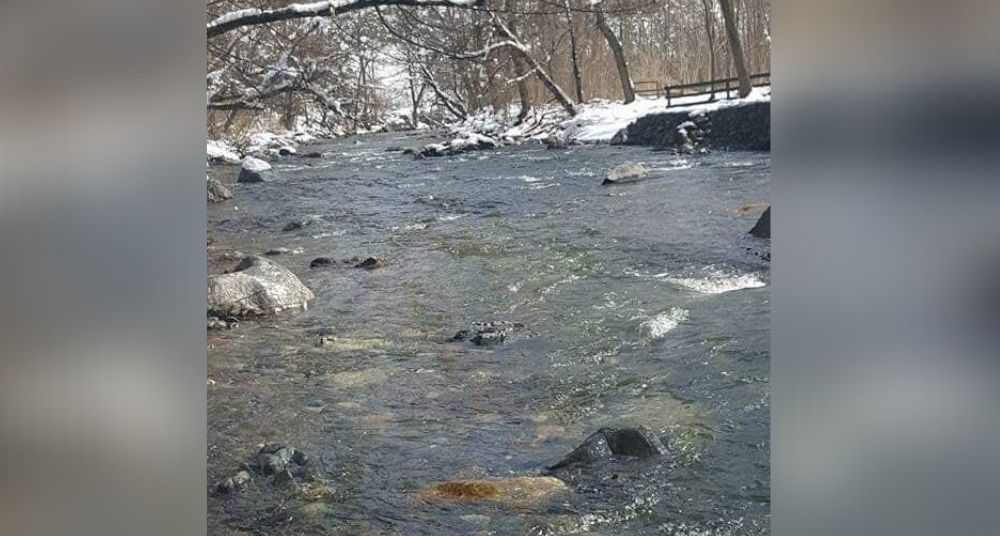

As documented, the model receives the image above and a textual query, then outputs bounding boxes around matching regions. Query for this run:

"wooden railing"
[634,73,771,106]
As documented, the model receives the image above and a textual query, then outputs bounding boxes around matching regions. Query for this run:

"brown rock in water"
[417,476,567,506]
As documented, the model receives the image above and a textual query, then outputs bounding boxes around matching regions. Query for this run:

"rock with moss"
[417,476,567,506]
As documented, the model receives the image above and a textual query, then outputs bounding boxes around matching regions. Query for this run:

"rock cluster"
[418,134,498,158]
[215,442,311,494]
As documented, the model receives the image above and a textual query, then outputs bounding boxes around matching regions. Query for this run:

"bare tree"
[701,0,718,100]
[594,7,635,104]
[562,0,584,103]
[718,0,751,98]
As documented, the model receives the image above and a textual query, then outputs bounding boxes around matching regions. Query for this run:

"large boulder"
[749,206,770,238]
[207,177,232,203]
[207,256,314,317]
[602,163,647,185]
[237,157,274,183]
[547,426,667,472]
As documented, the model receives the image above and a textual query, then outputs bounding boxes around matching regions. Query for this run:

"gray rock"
[610,128,629,145]
[207,256,314,317]
[543,133,567,150]
[602,163,647,185]
[215,470,252,494]
[303,151,323,158]
[547,426,667,472]
[452,321,523,346]
[237,157,274,183]
[749,206,770,239]
[207,177,232,203]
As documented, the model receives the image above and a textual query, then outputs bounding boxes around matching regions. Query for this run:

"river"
[207,131,770,535]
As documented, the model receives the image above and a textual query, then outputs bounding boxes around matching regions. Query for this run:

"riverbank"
[207,88,771,163]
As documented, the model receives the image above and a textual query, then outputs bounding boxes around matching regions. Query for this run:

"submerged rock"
[417,476,567,506]
[749,206,770,238]
[309,257,335,269]
[214,442,311,495]
[451,321,523,345]
[237,157,274,183]
[282,218,314,232]
[354,257,386,270]
[547,426,667,472]
[303,151,323,158]
[207,177,232,203]
[602,163,647,185]
[207,256,314,317]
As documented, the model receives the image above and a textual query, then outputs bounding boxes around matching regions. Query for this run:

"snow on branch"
[208,0,484,39]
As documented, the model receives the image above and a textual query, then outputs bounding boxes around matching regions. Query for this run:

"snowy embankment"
[440,86,770,151]
[562,87,770,143]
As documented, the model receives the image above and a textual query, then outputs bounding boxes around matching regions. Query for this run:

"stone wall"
[622,101,770,152]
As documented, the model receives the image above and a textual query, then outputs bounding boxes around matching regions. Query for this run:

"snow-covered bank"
[438,87,770,150]
[563,87,770,143]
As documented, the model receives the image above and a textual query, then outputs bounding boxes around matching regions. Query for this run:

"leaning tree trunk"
[595,10,635,104]
[491,15,577,117]
[719,0,751,98]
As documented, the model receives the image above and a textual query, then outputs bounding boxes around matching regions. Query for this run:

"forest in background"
[207,0,770,142]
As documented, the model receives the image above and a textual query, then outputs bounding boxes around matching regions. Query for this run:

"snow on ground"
[563,86,770,143]
[207,140,242,164]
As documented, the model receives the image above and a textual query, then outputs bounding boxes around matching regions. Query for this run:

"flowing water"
[207,132,770,535]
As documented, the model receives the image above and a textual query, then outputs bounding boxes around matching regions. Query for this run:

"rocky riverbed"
[207,131,770,535]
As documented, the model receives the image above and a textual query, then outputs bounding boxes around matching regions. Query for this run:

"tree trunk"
[719,0,751,98]
[563,0,584,103]
[595,10,635,104]
[491,15,577,117]
[701,0,718,101]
